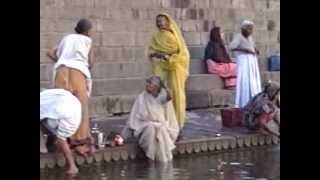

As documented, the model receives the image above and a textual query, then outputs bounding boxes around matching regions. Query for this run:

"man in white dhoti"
[230,20,262,108]
[40,89,82,175]
[121,76,180,162]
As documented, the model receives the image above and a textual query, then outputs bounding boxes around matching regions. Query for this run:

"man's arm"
[46,48,58,62]
[88,49,95,70]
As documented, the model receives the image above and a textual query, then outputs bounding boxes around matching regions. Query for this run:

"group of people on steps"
[40,14,280,175]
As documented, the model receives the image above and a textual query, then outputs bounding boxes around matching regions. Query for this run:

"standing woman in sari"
[46,19,95,156]
[229,20,262,108]
[148,13,190,129]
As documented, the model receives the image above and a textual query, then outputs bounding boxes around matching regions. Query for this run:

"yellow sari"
[148,13,190,128]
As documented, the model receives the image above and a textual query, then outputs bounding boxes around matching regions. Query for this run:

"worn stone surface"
[40,110,279,169]
[40,0,280,118]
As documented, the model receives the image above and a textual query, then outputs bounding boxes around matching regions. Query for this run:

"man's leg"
[56,138,79,175]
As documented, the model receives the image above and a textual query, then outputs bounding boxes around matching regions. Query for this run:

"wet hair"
[74,19,92,35]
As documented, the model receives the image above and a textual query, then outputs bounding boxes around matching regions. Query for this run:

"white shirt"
[229,33,255,57]
[40,89,82,140]
[53,34,93,96]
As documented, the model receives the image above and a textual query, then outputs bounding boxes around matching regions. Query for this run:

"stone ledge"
[40,134,279,169]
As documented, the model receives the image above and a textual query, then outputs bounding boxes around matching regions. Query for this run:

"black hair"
[74,19,93,35]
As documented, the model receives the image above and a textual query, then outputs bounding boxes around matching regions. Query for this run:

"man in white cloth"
[229,20,262,108]
[40,88,81,175]
[121,76,180,162]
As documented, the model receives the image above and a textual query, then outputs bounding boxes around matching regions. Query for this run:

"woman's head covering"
[264,80,280,100]
[241,20,254,29]
[210,27,223,43]
[156,13,190,73]
[204,27,231,63]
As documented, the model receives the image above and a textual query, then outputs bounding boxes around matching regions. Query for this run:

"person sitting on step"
[40,88,85,175]
[204,26,237,89]
[121,76,180,162]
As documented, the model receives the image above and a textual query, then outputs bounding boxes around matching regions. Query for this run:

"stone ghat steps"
[41,71,279,96]
[88,71,278,116]
[40,71,279,116]
[89,89,235,116]
[40,134,280,169]
[40,57,274,82]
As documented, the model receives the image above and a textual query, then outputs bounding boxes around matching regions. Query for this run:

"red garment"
[206,59,237,88]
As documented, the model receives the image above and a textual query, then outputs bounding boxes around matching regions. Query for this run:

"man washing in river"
[40,88,83,175]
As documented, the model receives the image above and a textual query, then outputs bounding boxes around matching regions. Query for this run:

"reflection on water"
[41,146,280,180]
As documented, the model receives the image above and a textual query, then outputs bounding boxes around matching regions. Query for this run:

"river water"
[40,145,280,180]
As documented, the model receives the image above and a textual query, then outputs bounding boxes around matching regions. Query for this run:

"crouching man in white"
[122,76,180,162]
[40,89,81,175]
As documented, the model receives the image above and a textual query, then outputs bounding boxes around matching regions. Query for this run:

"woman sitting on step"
[121,76,179,162]
[204,27,237,89]
[242,81,280,137]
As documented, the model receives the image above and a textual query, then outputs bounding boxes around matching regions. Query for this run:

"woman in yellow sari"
[148,13,190,129]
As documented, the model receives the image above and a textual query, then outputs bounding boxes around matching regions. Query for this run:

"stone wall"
[40,0,280,117]
[40,0,280,84]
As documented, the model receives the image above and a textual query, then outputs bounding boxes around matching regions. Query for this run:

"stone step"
[40,48,278,81]
[92,74,224,96]
[40,71,279,95]
[89,89,235,117]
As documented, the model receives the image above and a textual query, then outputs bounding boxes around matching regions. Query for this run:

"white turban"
[241,20,254,29]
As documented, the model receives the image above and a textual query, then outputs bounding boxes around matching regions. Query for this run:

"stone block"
[182,20,199,32]
[40,63,53,81]
[89,94,137,116]
[261,71,280,83]
[267,31,279,43]
[200,32,210,46]
[254,0,268,11]
[208,89,236,106]
[40,32,63,49]
[135,32,153,46]
[94,47,143,62]
[186,91,210,109]
[92,78,145,96]
[102,20,128,32]
[214,8,237,30]
[188,46,205,59]
[268,0,280,11]
[129,20,156,32]
[183,32,201,45]
[91,62,151,79]
[102,32,135,46]
[186,74,224,91]
[210,0,232,8]
[168,0,197,8]
[190,59,206,74]
[197,0,210,8]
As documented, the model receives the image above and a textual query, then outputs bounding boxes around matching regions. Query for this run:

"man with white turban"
[229,20,262,108]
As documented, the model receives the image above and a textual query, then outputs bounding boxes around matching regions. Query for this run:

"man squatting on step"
[40,89,82,175]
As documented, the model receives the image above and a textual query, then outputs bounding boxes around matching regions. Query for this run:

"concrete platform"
[40,110,279,169]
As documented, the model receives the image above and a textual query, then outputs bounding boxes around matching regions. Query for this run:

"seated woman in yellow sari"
[148,13,190,129]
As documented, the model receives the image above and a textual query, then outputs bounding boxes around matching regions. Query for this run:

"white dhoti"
[235,54,262,108]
